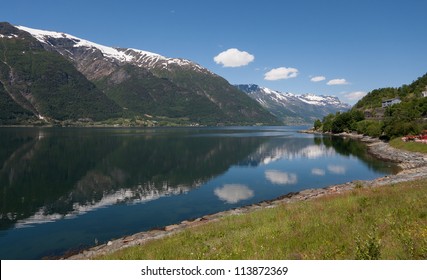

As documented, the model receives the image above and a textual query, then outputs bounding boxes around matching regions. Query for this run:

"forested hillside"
[314,73,427,139]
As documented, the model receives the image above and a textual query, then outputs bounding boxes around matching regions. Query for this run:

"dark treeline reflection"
[0,128,399,232]
[0,127,402,259]
[320,135,401,174]
[0,128,267,230]
[238,135,399,174]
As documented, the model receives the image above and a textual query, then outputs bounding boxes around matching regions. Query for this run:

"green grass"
[99,179,427,260]
[389,138,427,154]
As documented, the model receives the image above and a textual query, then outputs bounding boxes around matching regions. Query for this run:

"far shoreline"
[64,131,427,260]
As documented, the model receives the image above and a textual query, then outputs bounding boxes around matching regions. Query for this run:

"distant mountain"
[235,84,350,124]
[0,22,278,125]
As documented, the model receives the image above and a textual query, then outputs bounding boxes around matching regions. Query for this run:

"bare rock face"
[42,37,120,80]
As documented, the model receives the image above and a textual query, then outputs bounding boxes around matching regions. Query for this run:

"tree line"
[314,73,427,139]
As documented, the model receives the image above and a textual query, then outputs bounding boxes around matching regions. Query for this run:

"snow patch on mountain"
[17,25,139,62]
[235,84,351,124]
[298,93,344,107]
[16,25,209,73]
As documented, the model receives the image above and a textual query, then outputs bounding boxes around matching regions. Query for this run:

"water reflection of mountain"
[240,137,337,166]
[0,129,399,231]
[239,136,399,174]
[321,136,401,174]
[0,129,267,230]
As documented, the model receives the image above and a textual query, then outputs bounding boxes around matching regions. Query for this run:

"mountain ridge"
[235,84,350,125]
[0,22,279,126]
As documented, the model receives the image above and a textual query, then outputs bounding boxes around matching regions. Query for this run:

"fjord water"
[0,127,398,259]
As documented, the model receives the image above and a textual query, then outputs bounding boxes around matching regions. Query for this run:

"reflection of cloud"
[214,184,254,204]
[300,145,326,159]
[265,170,297,185]
[312,168,325,176]
[328,165,346,174]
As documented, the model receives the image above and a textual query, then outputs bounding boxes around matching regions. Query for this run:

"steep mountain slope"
[235,84,350,124]
[0,82,34,124]
[0,23,122,123]
[11,24,278,125]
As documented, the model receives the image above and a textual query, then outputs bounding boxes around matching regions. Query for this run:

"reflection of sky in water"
[264,170,298,185]
[214,184,254,204]
[3,132,383,228]
[327,164,347,174]
[252,144,337,165]
[14,184,193,228]
[311,168,326,176]
[0,127,399,259]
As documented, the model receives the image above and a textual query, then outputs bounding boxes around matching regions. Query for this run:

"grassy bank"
[99,179,427,260]
[389,138,427,154]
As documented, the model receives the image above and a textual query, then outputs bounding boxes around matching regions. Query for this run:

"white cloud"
[327,165,346,174]
[264,67,299,81]
[327,78,349,85]
[265,170,298,185]
[214,184,254,204]
[345,91,367,100]
[311,168,326,176]
[213,48,254,67]
[310,76,326,82]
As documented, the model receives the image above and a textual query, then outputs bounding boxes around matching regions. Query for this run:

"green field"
[99,178,427,260]
[389,138,427,154]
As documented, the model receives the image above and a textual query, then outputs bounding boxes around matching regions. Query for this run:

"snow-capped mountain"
[15,25,211,79]
[235,84,350,125]
[298,93,348,107]
[0,22,278,125]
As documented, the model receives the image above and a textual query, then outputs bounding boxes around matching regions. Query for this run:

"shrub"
[355,228,381,260]
[356,120,383,137]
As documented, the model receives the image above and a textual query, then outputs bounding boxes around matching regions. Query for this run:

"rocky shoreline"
[66,134,427,260]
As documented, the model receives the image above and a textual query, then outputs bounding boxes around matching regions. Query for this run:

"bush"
[356,120,383,137]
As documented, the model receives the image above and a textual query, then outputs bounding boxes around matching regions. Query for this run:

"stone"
[122,236,135,243]
[164,224,180,231]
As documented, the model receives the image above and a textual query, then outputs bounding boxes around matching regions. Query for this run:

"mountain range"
[235,84,350,124]
[0,22,278,126]
[0,22,349,126]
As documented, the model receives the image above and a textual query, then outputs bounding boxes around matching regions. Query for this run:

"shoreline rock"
[66,134,427,260]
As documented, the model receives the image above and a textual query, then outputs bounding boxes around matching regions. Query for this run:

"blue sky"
[2,0,427,104]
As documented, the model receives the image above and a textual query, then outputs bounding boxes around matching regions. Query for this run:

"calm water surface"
[0,126,398,259]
